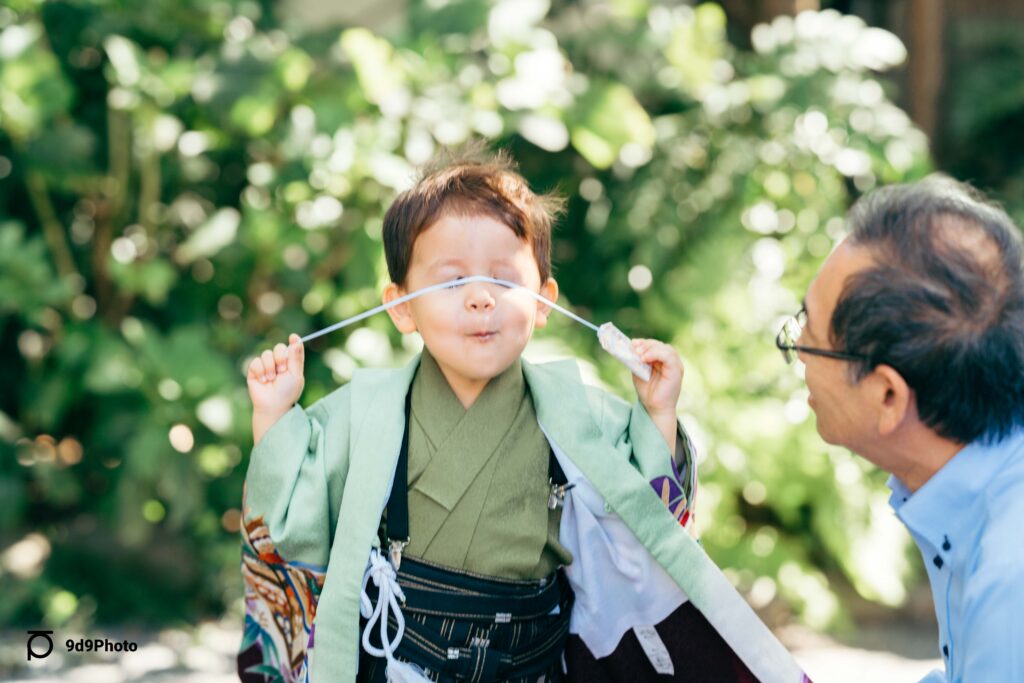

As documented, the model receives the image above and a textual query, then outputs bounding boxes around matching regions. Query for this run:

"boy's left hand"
[630,338,684,423]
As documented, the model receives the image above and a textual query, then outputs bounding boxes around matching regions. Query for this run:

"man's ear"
[872,364,913,437]
[383,282,418,334]
[534,278,559,328]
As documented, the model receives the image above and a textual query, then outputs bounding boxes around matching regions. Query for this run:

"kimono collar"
[407,349,531,513]
[411,347,526,442]
[345,352,598,515]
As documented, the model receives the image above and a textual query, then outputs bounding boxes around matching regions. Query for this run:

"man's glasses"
[775,307,868,365]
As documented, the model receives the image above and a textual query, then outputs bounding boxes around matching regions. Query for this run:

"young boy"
[240,153,792,683]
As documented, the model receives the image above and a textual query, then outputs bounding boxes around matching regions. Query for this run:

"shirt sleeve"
[956,560,1024,682]
[242,388,352,567]
[917,670,946,683]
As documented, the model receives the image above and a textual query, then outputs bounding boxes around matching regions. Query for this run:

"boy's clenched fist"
[247,333,305,443]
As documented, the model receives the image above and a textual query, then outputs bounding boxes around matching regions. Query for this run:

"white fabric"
[598,322,652,381]
[544,429,688,658]
[544,426,808,683]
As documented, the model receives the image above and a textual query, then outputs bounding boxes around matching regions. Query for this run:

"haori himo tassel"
[359,548,432,683]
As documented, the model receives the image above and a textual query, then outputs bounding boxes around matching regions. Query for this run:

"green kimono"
[241,353,804,682]
[398,350,571,579]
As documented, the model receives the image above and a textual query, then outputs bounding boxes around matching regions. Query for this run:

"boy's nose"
[464,283,496,312]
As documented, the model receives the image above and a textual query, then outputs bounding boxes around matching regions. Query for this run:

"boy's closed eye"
[493,270,522,284]
[433,272,522,288]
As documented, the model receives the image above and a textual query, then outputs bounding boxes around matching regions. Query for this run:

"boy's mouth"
[468,330,498,341]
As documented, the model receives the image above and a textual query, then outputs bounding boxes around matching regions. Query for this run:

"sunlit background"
[2,0,1022,680]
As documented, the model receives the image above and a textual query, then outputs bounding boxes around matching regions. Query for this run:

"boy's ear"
[534,278,559,328]
[383,282,418,334]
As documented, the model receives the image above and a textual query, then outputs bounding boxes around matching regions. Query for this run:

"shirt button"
[942,535,951,551]
[943,644,949,658]
[933,555,944,569]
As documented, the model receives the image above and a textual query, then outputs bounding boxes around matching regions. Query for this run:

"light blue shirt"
[888,430,1024,683]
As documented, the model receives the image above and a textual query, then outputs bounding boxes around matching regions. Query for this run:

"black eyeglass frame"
[775,308,869,365]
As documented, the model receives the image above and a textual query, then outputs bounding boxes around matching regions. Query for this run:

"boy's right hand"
[247,333,305,416]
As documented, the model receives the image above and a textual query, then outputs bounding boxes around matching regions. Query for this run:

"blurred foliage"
[941,18,1024,227]
[0,0,931,631]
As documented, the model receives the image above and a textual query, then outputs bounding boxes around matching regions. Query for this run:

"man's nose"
[464,282,496,312]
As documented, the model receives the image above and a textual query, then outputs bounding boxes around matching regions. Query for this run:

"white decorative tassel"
[384,658,433,683]
[360,548,432,683]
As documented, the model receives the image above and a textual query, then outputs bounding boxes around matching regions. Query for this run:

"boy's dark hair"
[382,147,563,286]
[831,175,1024,444]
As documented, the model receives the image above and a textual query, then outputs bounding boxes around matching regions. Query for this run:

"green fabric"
[405,350,572,578]
[244,354,706,682]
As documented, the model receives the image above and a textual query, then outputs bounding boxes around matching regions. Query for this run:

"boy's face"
[383,212,558,390]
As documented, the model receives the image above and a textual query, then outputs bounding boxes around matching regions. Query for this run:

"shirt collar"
[888,430,1024,556]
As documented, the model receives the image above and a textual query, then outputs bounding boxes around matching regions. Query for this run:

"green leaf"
[275,48,314,92]
[0,222,71,316]
[103,35,143,87]
[664,3,728,94]
[83,335,142,395]
[0,22,74,138]
[339,28,406,107]
[569,81,655,169]
[174,208,241,264]
[139,326,237,397]
[22,122,97,181]
[108,259,179,306]
[229,90,280,137]
[0,475,27,531]
[609,0,649,20]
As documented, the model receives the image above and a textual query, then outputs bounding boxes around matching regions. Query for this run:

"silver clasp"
[388,538,409,571]
[547,481,576,509]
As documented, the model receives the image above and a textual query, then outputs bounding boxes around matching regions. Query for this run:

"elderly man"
[776,177,1024,682]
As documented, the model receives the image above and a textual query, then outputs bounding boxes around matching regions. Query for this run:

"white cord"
[359,549,433,682]
[296,275,652,381]
[299,276,598,344]
[360,548,407,661]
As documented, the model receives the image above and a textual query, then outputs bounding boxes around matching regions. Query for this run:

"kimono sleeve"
[242,387,352,567]
[586,386,698,529]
